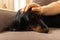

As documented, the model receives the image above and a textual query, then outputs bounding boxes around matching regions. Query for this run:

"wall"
[6,0,14,10]
[26,0,32,4]
[0,0,32,11]
[0,0,14,10]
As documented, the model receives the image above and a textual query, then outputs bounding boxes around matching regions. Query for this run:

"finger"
[25,3,40,12]
[32,7,41,12]
[32,7,42,14]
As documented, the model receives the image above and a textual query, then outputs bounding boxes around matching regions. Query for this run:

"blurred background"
[0,0,32,11]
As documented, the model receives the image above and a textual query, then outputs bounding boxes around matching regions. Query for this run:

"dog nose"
[31,26,49,33]
[43,28,49,33]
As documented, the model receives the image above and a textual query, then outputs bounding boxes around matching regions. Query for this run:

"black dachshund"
[5,8,49,33]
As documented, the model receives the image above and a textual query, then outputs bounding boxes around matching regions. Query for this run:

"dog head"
[6,8,49,33]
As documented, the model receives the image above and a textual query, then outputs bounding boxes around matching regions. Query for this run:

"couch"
[0,9,60,40]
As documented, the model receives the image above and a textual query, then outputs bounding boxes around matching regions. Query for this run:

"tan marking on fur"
[32,26,44,33]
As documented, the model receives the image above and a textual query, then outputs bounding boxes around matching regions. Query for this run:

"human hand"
[21,3,41,13]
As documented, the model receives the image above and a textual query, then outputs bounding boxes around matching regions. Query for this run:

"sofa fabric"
[0,9,16,32]
[0,9,60,40]
[0,28,60,40]
[32,0,58,6]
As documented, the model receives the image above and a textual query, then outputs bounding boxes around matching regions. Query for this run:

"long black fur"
[5,8,49,33]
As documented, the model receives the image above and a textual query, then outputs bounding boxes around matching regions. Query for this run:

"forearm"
[41,1,60,16]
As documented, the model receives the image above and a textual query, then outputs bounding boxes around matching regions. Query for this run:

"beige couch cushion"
[0,28,60,40]
[0,9,60,40]
[0,9,16,32]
